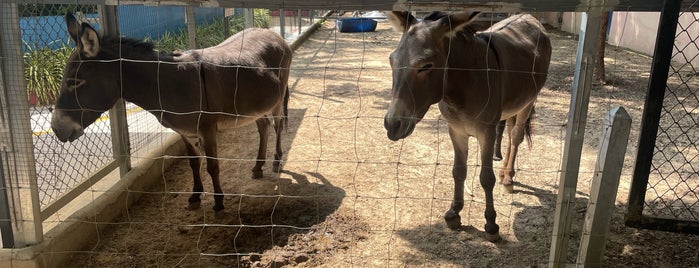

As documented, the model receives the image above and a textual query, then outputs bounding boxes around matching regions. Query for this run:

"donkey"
[51,13,292,217]
[383,11,551,241]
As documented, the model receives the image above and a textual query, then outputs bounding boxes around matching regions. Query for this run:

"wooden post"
[244,8,254,28]
[223,8,231,36]
[549,9,604,268]
[100,5,131,176]
[0,2,43,246]
[185,6,196,49]
[577,106,631,267]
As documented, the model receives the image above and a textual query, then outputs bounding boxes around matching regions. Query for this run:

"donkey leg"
[201,129,225,218]
[272,106,284,173]
[493,120,505,161]
[252,118,271,179]
[500,117,517,193]
[182,136,203,210]
[444,127,469,230]
[502,106,533,193]
[478,129,500,242]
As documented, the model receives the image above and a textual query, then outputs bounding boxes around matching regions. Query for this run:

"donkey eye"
[418,63,433,73]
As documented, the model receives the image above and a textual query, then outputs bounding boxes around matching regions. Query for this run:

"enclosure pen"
[1,1,699,268]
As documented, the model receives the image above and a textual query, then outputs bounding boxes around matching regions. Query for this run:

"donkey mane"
[422,11,480,34]
[96,35,172,60]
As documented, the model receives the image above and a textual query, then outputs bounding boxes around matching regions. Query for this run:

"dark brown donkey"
[51,13,292,217]
[384,11,551,241]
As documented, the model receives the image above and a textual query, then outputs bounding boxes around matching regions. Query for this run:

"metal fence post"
[100,5,131,176]
[577,106,631,267]
[549,9,604,268]
[298,9,303,35]
[0,3,43,246]
[626,0,681,229]
[0,153,13,248]
[279,9,285,39]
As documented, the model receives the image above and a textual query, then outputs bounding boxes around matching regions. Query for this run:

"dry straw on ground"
[70,19,699,267]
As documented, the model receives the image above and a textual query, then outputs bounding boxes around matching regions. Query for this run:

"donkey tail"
[524,108,534,148]
[283,85,289,131]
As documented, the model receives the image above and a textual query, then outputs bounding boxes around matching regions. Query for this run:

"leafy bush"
[152,10,272,51]
[24,44,72,106]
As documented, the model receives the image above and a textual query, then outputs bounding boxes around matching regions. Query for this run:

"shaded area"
[68,108,352,267]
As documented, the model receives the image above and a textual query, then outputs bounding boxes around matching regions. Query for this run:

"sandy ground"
[67,18,699,267]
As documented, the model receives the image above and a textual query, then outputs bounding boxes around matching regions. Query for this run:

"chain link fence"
[645,10,699,220]
[20,3,115,208]
[628,3,699,233]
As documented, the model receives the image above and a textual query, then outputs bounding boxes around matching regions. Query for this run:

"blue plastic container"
[336,18,377,33]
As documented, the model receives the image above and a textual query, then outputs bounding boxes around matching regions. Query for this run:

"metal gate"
[627,0,699,234]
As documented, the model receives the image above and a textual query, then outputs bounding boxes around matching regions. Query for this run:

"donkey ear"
[387,11,417,33]
[438,11,482,37]
[78,22,100,58]
[65,12,80,43]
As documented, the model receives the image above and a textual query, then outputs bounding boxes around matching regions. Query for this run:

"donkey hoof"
[272,163,282,173]
[503,184,515,193]
[493,155,503,161]
[251,170,264,179]
[187,201,201,210]
[485,232,501,242]
[213,209,226,219]
[444,212,462,230]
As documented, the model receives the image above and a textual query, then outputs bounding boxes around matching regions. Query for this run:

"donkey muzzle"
[384,115,416,141]
[51,109,85,142]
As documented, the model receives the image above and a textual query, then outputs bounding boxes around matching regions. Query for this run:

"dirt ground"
[68,18,699,267]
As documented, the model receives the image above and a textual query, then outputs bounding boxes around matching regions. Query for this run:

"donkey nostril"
[384,117,406,141]
[384,117,400,132]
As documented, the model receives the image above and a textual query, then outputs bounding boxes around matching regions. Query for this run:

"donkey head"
[383,11,481,141]
[52,12,121,142]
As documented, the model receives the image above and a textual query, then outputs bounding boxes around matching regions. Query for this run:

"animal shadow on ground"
[396,182,589,267]
[73,108,348,267]
[226,170,346,254]
[202,107,348,265]
[509,182,588,265]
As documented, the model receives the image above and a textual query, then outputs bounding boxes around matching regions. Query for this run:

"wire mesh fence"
[2,1,699,267]
[15,3,321,208]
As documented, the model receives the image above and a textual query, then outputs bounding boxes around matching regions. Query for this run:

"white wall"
[545,11,699,68]
[607,12,660,56]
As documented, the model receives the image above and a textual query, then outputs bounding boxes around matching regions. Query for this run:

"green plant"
[227,9,272,33]
[252,9,272,28]
[24,43,72,106]
[149,18,229,51]
[152,10,272,51]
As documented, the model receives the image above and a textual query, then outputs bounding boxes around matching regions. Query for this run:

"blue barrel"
[336,18,377,33]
